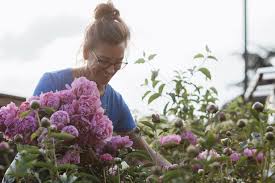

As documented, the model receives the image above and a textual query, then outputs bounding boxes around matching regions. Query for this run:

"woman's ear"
[83,47,89,60]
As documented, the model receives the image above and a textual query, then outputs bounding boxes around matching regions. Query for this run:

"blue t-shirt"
[33,68,136,132]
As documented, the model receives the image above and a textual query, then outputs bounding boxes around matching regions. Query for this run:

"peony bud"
[0,141,10,152]
[41,117,51,128]
[221,138,230,146]
[114,157,122,164]
[226,131,232,137]
[175,119,183,128]
[30,100,40,110]
[134,127,140,134]
[127,147,133,153]
[265,132,274,141]
[186,145,199,157]
[209,162,220,170]
[237,119,246,128]
[252,102,264,112]
[206,103,218,114]
[266,126,274,132]
[49,125,58,131]
[218,112,226,122]
[152,114,160,123]
[223,147,233,155]
[198,169,204,175]
[14,134,23,143]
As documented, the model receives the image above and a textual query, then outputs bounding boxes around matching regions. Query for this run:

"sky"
[0,0,275,114]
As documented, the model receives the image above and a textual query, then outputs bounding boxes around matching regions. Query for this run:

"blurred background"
[1,0,275,114]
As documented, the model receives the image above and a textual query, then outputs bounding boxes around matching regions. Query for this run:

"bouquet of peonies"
[0,77,133,165]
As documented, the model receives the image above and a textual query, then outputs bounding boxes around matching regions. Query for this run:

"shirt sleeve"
[33,73,55,96]
[115,95,137,132]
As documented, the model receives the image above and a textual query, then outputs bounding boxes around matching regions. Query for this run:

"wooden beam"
[0,93,25,107]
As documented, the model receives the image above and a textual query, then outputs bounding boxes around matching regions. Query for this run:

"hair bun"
[94,2,120,20]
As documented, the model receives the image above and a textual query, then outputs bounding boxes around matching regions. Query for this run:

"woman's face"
[86,42,126,85]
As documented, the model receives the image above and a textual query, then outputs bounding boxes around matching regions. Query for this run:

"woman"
[3,2,171,182]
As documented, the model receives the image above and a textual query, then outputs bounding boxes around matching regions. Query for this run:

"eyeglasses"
[90,50,128,70]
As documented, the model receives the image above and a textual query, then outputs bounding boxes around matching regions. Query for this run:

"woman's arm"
[117,129,172,168]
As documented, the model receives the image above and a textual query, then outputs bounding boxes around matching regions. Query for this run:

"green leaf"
[207,55,218,61]
[198,67,211,80]
[17,145,40,154]
[193,53,204,59]
[139,120,155,131]
[210,87,218,95]
[168,93,176,103]
[152,80,160,88]
[43,107,55,116]
[158,84,165,94]
[126,150,152,161]
[163,169,182,182]
[135,58,146,64]
[142,91,151,100]
[76,173,101,183]
[49,132,75,141]
[33,161,53,169]
[19,110,31,119]
[205,132,216,149]
[163,102,170,115]
[151,69,159,81]
[113,176,120,183]
[144,78,148,85]
[175,81,182,95]
[148,93,160,104]
[148,54,157,60]
[56,164,78,171]
[31,127,44,141]
[206,45,211,52]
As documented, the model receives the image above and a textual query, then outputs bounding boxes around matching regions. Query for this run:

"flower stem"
[103,168,107,183]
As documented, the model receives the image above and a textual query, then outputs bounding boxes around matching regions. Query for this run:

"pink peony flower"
[57,145,80,164]
[256,152,264,162]
[159,134,181,146]
[100,153,114,161]
[197,149,220,160]
[71,117,91,146]
[62,125,79,137]
[110,135,133,150]
[71,77,100,98]
[181,131,197,145]
[50,111,70,130]
[17,101,30,115]
[230,152,241,162]
[90,114,113,142]
[192,164,203,172]
[108,165,118,176]
[59,103,75,116]
[243,148,253,157]
[40,91,60,110]
[74,95,101,116]
[4,119,18,140]
[0,102,18,129]
[18,116,38,143]
[58,89,76,104]
[26,96,40,103]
